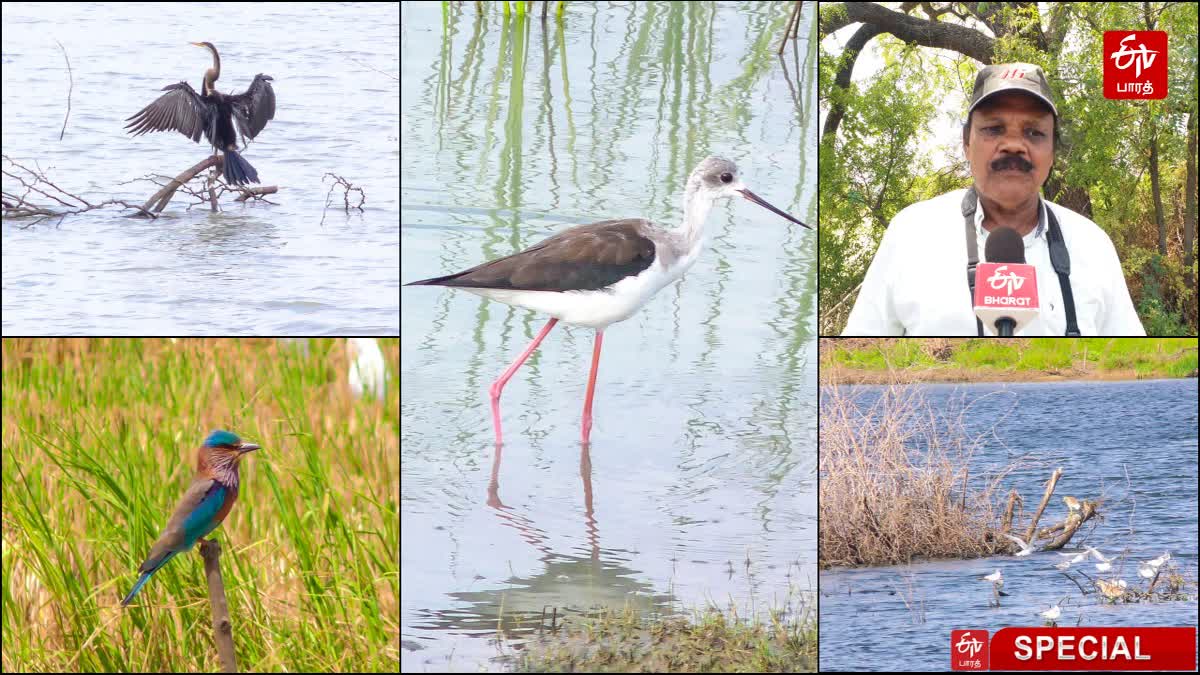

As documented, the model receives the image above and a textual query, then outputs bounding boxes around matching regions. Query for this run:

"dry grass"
[819,384,1019,568]
[1,338,398,672]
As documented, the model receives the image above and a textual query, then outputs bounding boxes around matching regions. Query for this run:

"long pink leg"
[489,318,558,445]
[581,330,604,444]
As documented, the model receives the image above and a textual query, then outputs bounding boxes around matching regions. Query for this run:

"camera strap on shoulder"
[962,188,983,336]
[1044,204,1081,336]
[962,186,1079,336]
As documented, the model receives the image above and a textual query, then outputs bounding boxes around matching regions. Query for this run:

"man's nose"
[995,129,1030,155]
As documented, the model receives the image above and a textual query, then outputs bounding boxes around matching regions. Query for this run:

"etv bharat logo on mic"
[972,261,1040,335]
[983,265,1034,306]
[950,627,1196,671]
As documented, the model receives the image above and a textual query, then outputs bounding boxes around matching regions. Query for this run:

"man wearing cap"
[843,63,1144,336]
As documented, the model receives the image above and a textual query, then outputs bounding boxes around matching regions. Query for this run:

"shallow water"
[400,2,817,670]
[1,3,399,334]
[819,379,1199,672]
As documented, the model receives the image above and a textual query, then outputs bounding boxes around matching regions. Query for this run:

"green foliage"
[828,340,937,369]
[827,338,1195,378]
[1136,295,1191,336]
[819,2,1199,334]
[1,338,399,672]
[951,341,1023,369]
[1135,255,1195,335]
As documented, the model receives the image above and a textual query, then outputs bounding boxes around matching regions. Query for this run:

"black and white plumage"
[126,42,275,186]
[407,156,810,445]
[408,156,809,328]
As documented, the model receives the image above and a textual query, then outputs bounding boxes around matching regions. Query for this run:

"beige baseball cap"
[967,63,1058,117]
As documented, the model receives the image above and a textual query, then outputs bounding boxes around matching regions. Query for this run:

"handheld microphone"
[973,227,1039,336]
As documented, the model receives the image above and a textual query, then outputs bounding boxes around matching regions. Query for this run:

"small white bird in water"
[1040,604,1062,622]
[1144,552,1171,569]
[1055,560,1073,571]
[979,569,1003,585]
[1058,550,1088,565]
[1003,533,1035,557]
[1086,546,1113,572]
[1138,564,1156,579]
[980,568,1007,605]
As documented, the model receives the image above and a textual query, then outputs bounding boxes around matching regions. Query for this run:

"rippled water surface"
[401,1,817,670]
[1,3,399,334]
[819,379,1199,672]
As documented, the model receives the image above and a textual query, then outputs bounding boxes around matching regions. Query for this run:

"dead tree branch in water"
[320,173,366,226]
[2,154,152,226]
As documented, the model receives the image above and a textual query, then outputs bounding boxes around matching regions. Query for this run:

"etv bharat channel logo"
[1104,31,1167,100]
[951,630,989,671]
[986,265,1027,296]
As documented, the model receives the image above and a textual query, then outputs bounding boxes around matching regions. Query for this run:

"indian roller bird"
[120,429,260,607]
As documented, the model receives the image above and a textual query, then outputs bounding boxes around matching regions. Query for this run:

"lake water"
[818,378,1199,672]
[401,2,816,670]
[1,3,399,334]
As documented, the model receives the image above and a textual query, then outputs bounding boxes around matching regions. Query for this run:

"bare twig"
[320,173,366,226]
[55,40,73,141]
[2,154,153,222]
[127,156,278,215]
[2,153,275,224]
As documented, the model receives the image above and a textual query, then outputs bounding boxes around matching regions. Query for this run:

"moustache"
[991,155,1033,172]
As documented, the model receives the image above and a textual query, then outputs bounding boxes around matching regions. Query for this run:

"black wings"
[229,74,276,146]
[124,81,210,143]
[406,219,659,292]
[125,75,275,149]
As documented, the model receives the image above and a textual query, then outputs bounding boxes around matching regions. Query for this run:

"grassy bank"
[508,594,817,672]
[820,338,1197,385]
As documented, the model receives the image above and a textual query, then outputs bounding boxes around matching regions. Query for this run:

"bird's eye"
[720,172,733,183]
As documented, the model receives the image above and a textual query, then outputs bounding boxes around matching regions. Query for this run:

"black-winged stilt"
[406,156,809,446]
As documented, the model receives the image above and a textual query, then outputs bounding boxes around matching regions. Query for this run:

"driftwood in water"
[1040,498,1098,549]
[993,467,1098,554]
[131,156,278,215]
[1019,467,1063,545]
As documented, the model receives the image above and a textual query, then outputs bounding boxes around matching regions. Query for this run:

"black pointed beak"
[237,441,260,453]
[738,188,812,230]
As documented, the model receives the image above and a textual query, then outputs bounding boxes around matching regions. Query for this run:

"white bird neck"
[672,184,712,254]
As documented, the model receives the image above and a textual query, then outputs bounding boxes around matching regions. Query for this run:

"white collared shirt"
[843,189,1145,336]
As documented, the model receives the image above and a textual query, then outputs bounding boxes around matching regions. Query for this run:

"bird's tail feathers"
[120,571,154,607]
[121,549,178,606]
[222,149,260,186]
